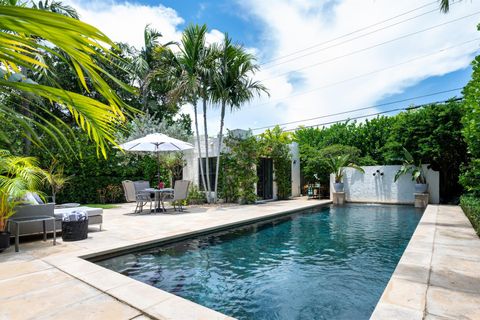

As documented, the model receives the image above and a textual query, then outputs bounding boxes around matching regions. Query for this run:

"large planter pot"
[333,182,344,192]
[415,183,428,193]
[0,231,10,252]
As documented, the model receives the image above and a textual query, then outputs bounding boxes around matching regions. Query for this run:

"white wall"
[290,142,301,197]
[183,136,302,200]
[330,165,440,204]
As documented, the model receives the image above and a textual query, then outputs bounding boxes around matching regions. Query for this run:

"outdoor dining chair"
[164,180,190,212]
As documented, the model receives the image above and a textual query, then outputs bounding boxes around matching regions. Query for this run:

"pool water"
[97,204,423,320]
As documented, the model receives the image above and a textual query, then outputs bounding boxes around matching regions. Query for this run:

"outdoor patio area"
[0,199,329,319]
[0,199,478,320]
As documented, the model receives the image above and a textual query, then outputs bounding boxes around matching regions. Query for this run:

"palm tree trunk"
[214,101,226,203]
[193,102,207,199]
[203,98,212,203]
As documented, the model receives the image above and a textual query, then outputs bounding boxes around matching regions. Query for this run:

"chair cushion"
[54,206,103,219]
[23,192,40,205]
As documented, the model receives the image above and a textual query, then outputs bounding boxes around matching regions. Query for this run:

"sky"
[65,0,480,134]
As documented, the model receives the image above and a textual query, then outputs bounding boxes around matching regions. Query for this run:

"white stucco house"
[182,129,301,201]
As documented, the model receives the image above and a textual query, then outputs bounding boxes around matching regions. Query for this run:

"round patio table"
[144,188,174,212]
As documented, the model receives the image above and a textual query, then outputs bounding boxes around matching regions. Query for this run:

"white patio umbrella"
[118,133,194,184]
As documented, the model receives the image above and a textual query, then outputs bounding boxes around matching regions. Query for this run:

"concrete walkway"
[371,205,480,320]
[0,199,330,320]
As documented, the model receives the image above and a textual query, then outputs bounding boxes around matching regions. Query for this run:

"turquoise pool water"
[97,204,422,319]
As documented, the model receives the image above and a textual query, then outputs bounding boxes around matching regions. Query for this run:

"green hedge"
[460,195,480,236]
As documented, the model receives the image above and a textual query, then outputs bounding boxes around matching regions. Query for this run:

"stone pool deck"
[0,198,331,320]
[1,201,478,319]
[371,205,480,320]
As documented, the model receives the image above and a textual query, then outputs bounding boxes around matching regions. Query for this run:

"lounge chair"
[164,180,190,212]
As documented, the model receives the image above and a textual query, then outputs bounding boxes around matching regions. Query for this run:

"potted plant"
[325,155,365,192]
[394,147,428,193]
[0,150,45,252]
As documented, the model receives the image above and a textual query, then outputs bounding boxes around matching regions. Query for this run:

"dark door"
[257,158,273,199]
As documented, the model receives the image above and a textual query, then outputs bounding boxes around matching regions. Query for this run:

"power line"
[251,87,463,131]
[248,38,479,109]
[262,3,459,70]
[282,97,463,132]
[261,1,441,66]
[261,11,480,81]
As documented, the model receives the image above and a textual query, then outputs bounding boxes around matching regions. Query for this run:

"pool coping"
[370,205,480,320]
[43,200,333,320]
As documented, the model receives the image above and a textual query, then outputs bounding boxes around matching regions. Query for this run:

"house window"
[198,157,217,191]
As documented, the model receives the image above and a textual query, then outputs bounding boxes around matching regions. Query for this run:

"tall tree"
[211,35,268,202]
[129,25,177,115]
[174,24,209,197]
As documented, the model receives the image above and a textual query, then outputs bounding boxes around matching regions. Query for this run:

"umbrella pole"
[157,149,160,187]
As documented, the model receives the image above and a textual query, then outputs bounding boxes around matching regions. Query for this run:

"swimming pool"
[97,204,422,319]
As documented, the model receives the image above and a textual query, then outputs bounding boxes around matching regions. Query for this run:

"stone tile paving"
[0,199,329,320]
[1,201,478,320]
[371,205,480,320]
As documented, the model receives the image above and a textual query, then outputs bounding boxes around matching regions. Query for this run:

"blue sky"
[68,0,479,133]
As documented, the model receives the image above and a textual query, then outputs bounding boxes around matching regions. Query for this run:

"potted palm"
[325,155,365,192]
[394,147,428,193]
[0,150,45,252]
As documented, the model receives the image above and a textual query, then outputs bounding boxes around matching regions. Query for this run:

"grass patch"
[83,203,120,209]
[460,195,480,237]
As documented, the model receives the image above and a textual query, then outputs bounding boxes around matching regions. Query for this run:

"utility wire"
[262,2,460,70]
[248,38,479,109]
[261,1,441,66]
[251,87,463,131]
[281,97,463,132]
[261,11,480,81]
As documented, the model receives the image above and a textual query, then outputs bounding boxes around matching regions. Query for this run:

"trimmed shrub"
[460,195,480,237]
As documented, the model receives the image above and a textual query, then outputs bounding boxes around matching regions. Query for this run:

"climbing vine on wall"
[260,126,292,200]
[219,131,260,204]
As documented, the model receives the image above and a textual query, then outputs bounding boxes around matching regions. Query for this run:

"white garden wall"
[330,165,440,204]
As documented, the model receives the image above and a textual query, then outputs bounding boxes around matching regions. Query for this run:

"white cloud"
[64,0,480,136]
[66,0,184,49]
[225,0,480,133]
[66,0,223,48]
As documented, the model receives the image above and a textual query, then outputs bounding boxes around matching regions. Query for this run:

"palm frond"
[0,6,136,156]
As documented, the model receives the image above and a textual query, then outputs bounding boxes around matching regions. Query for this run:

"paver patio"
[0,200,479,320]
[371,205,480,320]
[0,199,330,320]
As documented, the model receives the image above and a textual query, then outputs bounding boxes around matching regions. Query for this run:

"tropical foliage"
[394,148,427,184]
[294,99,467,203]
[211,35,267,202]
[42,159,71,203]
[461,30,480,196]
[259,126,292,200]
[325,154,365,183]
[0,5,135,157]
[460,195,480,236]
[0,150,46,231]
[218,130,260,204]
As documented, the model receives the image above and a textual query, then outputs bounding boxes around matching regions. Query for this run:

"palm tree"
[0,5,135,158]
[42,159,72,203]
[0,149,46,232]
[211,35,268,203]
[439,0,452,13]
[198,45,218,202]
[129,25,176,112]
[174,24,209,197]
[32,0,79,19]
